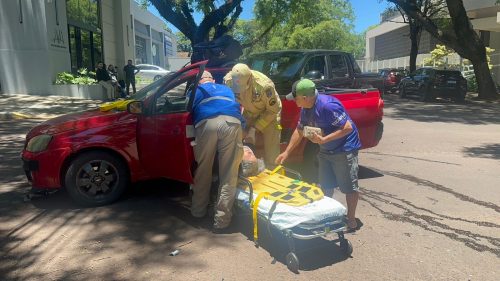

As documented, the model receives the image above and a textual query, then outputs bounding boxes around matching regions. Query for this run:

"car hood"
[27,109,133,139]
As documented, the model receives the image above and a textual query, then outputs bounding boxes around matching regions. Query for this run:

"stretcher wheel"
[340,239,353,256]
[286,252,299,273]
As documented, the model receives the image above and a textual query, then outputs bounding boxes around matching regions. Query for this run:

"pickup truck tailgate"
[333,89,383,149]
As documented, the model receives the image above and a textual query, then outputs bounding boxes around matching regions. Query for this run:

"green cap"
[296,79,316,96]
[286,79,316,100]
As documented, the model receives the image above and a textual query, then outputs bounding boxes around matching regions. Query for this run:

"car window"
[329,55,349,78]
[303,56,326,80]
[248,53,304,79]
[154,75,192,114]
[414,69,422,76]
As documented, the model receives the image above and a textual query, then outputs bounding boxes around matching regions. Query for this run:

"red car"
[22,61,383,206]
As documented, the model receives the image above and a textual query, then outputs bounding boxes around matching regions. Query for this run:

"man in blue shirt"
[275,79,361,231]
[190,71,244,233]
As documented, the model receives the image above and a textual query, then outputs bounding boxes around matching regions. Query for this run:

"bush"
[466,76,478,93]
[55,68,97,85]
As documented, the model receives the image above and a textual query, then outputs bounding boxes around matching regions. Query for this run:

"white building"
[0,0,177,96]
[364,0,500,82]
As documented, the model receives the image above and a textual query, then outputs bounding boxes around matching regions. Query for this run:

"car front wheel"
[64,151,129,206]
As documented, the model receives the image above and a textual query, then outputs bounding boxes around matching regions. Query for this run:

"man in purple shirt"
[275,79,361,231]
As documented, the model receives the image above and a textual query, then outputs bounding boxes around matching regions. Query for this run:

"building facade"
[0,0,177,95]
[364,0,500,82]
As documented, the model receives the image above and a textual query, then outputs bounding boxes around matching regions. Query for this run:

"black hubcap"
[76,160,117,198]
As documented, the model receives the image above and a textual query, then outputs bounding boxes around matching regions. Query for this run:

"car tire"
[419,84,434,102]
[154,75,161,81]
[399,85,406,98]
[64,151,129,207]
[455,91,466,103]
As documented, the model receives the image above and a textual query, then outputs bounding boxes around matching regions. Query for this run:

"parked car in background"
[246,50,385,97]
[136,64,170,81]
[399,67,467,102]
[378,68,408,94]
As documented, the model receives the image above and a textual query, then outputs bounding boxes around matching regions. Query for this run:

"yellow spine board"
[99,100,134,112]
[248,166,324,243]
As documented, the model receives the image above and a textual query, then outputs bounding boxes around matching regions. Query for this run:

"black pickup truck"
[246,49,384,97]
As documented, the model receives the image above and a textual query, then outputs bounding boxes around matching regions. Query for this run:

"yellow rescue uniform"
[224,70,282,166]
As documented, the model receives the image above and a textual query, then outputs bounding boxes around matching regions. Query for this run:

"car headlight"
[26,135,53,152]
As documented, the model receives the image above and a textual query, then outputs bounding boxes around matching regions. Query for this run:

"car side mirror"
[127,100,144,114]
[304,70,322,80]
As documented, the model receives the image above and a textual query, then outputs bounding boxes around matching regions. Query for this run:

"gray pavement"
[0,93,499,280]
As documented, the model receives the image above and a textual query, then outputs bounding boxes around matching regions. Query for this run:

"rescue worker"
[224,63,282,167]
[190,71,245,233]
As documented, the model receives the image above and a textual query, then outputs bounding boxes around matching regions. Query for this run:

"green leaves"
[253,0,363,57]
[54,69,97,85]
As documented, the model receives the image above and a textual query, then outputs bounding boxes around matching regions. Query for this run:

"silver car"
[136,64,170,81]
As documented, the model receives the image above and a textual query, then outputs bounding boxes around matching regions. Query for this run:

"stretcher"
[235,166,353,273]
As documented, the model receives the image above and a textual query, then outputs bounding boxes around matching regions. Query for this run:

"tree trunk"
[408,21,421,73]
[470,55,497,100]
[388,0,499,100]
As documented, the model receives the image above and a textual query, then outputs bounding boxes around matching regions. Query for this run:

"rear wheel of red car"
[65,151,129,207]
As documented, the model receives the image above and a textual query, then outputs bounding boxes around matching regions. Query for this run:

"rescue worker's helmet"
[230,63,253,94]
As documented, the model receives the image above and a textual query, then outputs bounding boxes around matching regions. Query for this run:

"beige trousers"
[260,120,281,168]
[98,81,114,100]
[191,115,243,229]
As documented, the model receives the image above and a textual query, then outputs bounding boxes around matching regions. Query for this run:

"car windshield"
[131,72,176,101]
[247,53,304,79]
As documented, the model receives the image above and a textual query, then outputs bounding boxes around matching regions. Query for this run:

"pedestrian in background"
[275,79,362,232]
[96,62,114,100]
[190,71,245,233]
[224,63,282,168]
[123,60,139,96]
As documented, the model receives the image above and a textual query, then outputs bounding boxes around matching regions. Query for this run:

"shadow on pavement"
[232,211,351,272]
[0,178,228,280]
[358,165,384,180]
[463,143,500,160]
[383,94,500,125]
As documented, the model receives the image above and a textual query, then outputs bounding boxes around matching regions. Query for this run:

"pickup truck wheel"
[64,151,129,206]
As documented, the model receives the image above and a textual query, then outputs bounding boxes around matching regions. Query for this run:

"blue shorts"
[318,150,359,194]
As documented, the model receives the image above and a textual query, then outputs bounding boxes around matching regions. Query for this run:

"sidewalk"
[0,94,102,121]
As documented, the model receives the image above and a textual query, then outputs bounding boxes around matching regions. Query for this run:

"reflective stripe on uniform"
[198,96,234,105]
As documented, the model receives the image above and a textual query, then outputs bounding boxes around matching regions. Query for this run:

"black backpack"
[192,35,243,67]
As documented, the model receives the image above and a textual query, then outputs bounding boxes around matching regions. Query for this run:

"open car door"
[136,62,206,183]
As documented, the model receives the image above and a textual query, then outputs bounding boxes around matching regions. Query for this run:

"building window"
[135,36,147,64]
[152,43,160,66]
[66,0,102,72]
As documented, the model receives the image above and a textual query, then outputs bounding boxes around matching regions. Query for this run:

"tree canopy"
[253,0,364,58]
[146,0,244,46]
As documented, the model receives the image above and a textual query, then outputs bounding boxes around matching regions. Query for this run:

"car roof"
[249,49,348,56]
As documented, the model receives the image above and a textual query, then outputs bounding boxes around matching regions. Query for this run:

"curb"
[0,112,34,121]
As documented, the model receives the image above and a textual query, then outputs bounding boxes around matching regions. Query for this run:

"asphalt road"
[0,94,499,280]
